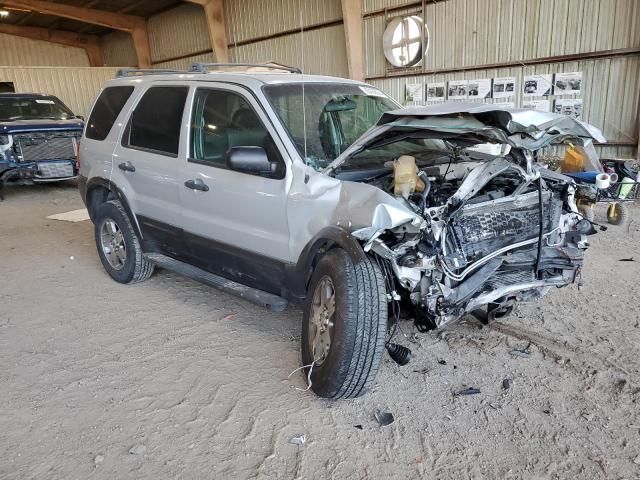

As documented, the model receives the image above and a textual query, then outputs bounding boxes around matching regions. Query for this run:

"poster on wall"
[523,74,552,97]
[554,72,582,95]
[522,99,552,112]
[493,77,516,98]
[554,98,583,119]
[405,83,424,102]
[448,80,468,99]
[426,82,446,101]
[468,78,492,99]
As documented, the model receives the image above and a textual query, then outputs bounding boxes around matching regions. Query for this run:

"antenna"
[299,0,309,182]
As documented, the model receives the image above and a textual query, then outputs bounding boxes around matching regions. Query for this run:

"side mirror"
[226,146,273,175]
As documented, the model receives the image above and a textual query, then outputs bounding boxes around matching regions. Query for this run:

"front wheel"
[607,202,629,226]
[94,200,154,284]
[301,249,387,399]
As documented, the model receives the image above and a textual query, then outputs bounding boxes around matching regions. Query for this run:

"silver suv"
[79,63,602,398]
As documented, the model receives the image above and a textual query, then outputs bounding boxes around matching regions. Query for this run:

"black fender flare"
[84,177,142,238]
[285,225,369,301]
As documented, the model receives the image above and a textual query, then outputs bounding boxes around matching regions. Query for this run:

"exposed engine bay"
[350,145,591,331]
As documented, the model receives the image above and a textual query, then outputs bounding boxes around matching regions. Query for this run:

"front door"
[114,84,189,256]
[178,84,291,294]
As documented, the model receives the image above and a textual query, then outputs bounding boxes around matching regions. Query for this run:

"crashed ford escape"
[79,66,601,399]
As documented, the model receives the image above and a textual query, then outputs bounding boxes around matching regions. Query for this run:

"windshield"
[263,83,398,170]
[0,96,75,121]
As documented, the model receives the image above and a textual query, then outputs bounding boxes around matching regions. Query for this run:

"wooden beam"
[0,24,103,66]
[0,0,150,67]
[341,0,364,81]
[184,0,229,62]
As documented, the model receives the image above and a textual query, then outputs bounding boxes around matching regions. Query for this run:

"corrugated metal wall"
[364,0,640,77]
[102,31,138,67]
[0,67,118,117]
[226,0,342,44]
[364,0,639,157]
[0,33,89,67]
[107,0,348,76]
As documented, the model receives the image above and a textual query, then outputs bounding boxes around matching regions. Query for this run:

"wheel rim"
[99,217,126,270]
[309,276,336,366]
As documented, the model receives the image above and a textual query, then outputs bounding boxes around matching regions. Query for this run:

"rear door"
[114,84,189,256]
[178,83,291,294]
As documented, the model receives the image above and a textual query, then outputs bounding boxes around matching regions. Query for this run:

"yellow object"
[561,143,585,173]
[394,155,424,197]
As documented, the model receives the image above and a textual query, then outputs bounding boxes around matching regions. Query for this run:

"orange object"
[561,143,585,173]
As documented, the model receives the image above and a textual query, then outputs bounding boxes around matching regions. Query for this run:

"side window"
[124,86,188,157]
[190,89,284,177]
[86,86,134,141]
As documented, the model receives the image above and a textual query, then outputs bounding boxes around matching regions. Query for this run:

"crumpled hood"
[325,103,606,172]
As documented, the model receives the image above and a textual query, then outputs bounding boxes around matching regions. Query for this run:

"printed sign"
[468,78,492,99]
[554,72,582,95]
[523,74,553,97]
[493,77,516,98]
[448,80,468,99]
[426,82,446,101]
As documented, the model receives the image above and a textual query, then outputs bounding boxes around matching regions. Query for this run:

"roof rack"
[189,62,302,74]
[115,68,188,78]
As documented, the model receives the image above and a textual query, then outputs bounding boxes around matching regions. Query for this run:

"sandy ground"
[1,182,640,480]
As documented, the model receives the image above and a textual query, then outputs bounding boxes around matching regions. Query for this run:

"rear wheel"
[94,200,154,284]
[301,249,387,399]
[607,202,629,226]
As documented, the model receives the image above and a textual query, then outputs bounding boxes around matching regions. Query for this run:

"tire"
[578,204,595,222]
[607,202,629,226]
[94,199,154,284]
[301,249,387,399]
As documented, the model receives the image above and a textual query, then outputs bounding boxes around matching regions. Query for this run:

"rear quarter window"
[86,86,134,141]
[123,86,188,157]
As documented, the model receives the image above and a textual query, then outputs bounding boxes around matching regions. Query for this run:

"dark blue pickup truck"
[0,93,84,199]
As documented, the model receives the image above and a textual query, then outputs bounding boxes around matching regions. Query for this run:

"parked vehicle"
[0,93,83,199]
[79,64,601,398]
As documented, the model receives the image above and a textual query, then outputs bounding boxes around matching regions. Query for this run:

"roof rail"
[115,68,188,78]
[189,62,302,74]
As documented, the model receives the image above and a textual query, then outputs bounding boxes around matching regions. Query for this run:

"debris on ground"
[510,345,531,358]
[386,343,411,365]
[619,257,635,262]
[289,435,306,445]
[581,412,595,421]
[128,444,146,455]
[633,455,640,465]
[374,410,395,427]
[93,454,104,466]
[502,378,513,390]
[222,313,237,321]
[354,425,363,430]
[438,359,447,365]
[455,387,481,396]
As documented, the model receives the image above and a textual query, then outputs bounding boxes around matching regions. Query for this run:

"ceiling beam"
[184,0,229,62]
[0,0,150,67]
[341,0,364,81]
[0,23,103,66]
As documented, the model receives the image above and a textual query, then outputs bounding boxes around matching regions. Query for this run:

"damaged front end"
[330,104,600,331]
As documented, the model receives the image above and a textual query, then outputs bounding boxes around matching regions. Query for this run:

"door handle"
[118,161,136,172]
[184,178,210,192]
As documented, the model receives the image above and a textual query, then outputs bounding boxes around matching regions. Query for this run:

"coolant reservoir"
[394,155,425,197]
[561,143,585,173]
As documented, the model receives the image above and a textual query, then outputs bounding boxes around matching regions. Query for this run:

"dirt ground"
[1,182,639,480]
